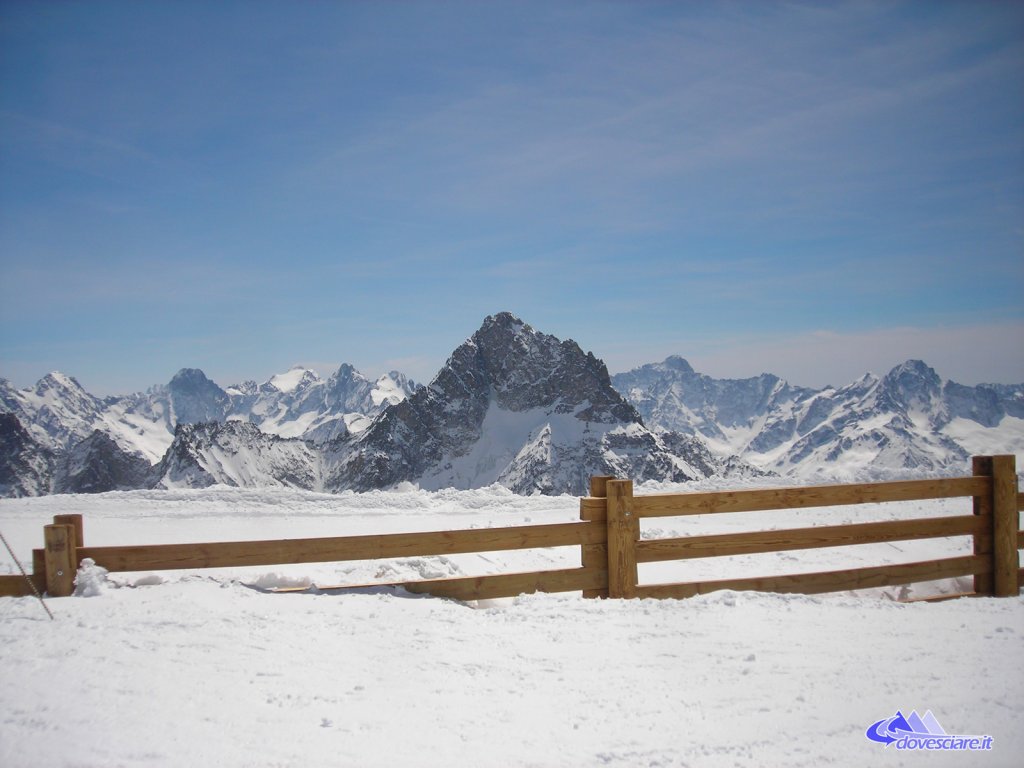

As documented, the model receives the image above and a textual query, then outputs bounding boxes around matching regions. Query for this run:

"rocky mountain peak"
[169,367,215,390]
[332,363,361,381]
[35,371,88,396]
[662,355,695,374]
[167,368,229,426]
[456,312,636,422]
[0,412,54,497]
[879,359,942,410]
[326,313,696,495]
[268,366,321,393]
[54,430,152,494]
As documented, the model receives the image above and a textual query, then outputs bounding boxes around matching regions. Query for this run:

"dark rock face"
[326,313,716,495]
[54,431,153,494]
[0,413,54,497]
[5,316,1019,497]
[167,368,231,426]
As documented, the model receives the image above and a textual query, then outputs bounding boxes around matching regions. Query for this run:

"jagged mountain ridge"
[0,361,418,496]
[0,313,741,496]
[153,421,322,491]
[324,313,722,495]
[2,313,1021,496]
[0,412,55,497]
[0,364,419,461]
[613,357,1024,479]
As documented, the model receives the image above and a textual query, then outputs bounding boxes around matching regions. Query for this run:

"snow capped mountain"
[167,368,232,426]
[612,356,818,445]
[0,372,107,451]
[2,315,1021,498]
[224,364,419,443]
[326,312,721,495]
[0,362,417,497]
[53,431,153,494]
[0,412,55,497]
[614,356,1024,479]
[152,421,322,491]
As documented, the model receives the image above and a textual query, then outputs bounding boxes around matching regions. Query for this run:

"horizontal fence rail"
[77,521,604,573]
[1,455,1020,603]
[2,519,605,602]
[634,555,991,600]
[634,515,987,563]
[586,454,1020,601]
[632,476,991,518]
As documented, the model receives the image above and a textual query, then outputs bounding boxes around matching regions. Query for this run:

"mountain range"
[612,356,1023,480]
[2,312,1021,497]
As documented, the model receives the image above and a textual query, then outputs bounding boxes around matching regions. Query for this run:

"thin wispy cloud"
[0,1,1020,394]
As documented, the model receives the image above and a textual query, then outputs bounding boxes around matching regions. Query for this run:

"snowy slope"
[152,421,323,490]
[0,485,1021,768]
[0,372,107,450]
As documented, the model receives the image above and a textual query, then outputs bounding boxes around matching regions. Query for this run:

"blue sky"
[1,1,1022,394]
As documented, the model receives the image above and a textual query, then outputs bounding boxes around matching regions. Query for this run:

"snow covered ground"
[1,483,1021,767]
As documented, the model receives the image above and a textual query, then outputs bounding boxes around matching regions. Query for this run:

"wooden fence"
[1,454,1021,602]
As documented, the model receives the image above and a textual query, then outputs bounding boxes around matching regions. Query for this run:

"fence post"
[43,523,76,597]
[606,479,638,599]
[580,476,612,598]
[991,455,1018,597]
[973,456,994,595]
[32,549,45,580]
[54,514,84,552]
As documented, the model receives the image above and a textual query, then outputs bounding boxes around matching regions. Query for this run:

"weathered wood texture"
[606,480,638,598]
[634,476,989,518]
[578,497,607,523]
[579,475,613,598]
[379,566,605,601]
[634,555,988,600]
[972,456,995,595]
[13,457,1013,604]
[53,514,84,548]
[636,515,986,563]
[991,454,1019,597]
[44,523,76,597]
[0,574,46,598]
[79,521,603,573]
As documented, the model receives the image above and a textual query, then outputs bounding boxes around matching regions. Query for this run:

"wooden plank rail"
[6,455,1017,603]
[636,514,987,563]
[0,573,46,598]
[634,476,989,518]
[635,554,989,600]
[79,520,604,573]
[316,566,607,602]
